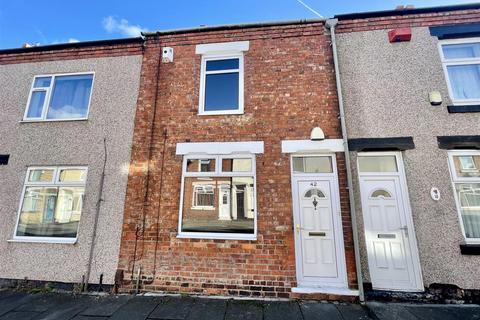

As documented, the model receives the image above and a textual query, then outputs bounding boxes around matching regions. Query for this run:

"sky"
[0,0,477,49]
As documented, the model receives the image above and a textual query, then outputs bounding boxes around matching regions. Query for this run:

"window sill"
[19,118,88,123]
[8,237,77,244]
[198,110,244,116]
[190,206,215,211]
[177,233,256,241]
[460,243,480,255]
[447,105,480,113]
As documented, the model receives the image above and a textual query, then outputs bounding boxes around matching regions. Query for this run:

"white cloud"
[102,16,147,37]
[68,38,80,43]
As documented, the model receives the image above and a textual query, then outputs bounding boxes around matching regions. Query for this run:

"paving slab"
[186,298,227,320]
[32,295,94,320]
[15,293,73,313]
[79,294,132,317]
[71,316,108,320]
[263,301,302,320]
[224,300,263,320]
[110,296,161,320]
[149,296,196,319]
[0,311,40,320]
[404,305,480,320]
[367,302,418,320]
[336,303,372,320]
[0,292,35,317]
[299,301,342,320]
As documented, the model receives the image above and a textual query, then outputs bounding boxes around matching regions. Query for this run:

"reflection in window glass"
[33,77,52,88]
[446,65,480,101]
[16,186,84,238]
[28,169,54,182]
[26,91,46,118]
[47,74,93,119]
[17,167,87,239]
[293,156,332,173]
[59,169,87,182]
[186,159,215,172]
[222,158,252,172]
[182,176,255,234]
[453,155,480,177]
[358,156,398,172]
[442,43,480,60]
[455,183,480,239]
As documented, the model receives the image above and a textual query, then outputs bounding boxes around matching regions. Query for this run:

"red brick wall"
[336,8,480,33]
[117,22,358,298]
[0,42,143,64]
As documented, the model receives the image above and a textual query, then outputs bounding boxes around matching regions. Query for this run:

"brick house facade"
[116,21,359,299]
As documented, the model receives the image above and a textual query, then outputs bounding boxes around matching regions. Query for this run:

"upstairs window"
[196,41,249,115]
[440,40,480,105]
[24,73,94,121]
[448,151,480,243]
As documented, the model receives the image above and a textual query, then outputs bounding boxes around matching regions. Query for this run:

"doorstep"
[292,286,359,296]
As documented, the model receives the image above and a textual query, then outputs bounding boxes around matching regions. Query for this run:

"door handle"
[296,224,301,234]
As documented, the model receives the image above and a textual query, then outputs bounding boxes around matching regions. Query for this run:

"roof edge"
[335,3,480,20]
[0,37,143,55]
[142,18,325,37]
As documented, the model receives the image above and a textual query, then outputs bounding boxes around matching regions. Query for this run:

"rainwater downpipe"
[326,18,365,303]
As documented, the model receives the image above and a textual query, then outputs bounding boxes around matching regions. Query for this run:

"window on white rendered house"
[15,167,87,242]
[199,55,244,114]
[440,39,480,105]
[24,73,94,121]
[180,155,256,238]
[448,151,480,242]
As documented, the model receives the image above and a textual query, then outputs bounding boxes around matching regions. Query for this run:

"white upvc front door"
[291,155,348,288]
[358,152,423,292]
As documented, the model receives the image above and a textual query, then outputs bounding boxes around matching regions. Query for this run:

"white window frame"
[438,38,480,106]
[23,72,95,122]
[198,54,244,115]
[12,166,88,244]
[191,184,215,210]
[178,153,257,240]
[447,150,480,244]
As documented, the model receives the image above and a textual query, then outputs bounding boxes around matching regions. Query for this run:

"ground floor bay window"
[14,166,87,243]
[448,151,480,242]
[176,141,263,240]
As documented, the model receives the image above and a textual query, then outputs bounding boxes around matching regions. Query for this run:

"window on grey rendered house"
[448,151,480,242]
[440,40,480,105]
[15,167,87,242]
[179,155,256,239]
[24,73,94,121]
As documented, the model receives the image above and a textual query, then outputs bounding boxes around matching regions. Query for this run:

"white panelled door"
[358,153,423,291]
[298,180,338,279]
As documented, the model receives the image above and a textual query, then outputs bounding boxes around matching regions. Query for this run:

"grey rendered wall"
[0,55,142,285]
[337,27,480,289]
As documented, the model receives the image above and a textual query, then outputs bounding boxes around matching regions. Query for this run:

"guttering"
[0,37,143,54]
[142,18,325,37]
[326,18,365,303]
[335,3,480,20]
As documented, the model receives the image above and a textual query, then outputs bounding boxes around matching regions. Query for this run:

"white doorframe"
[357,151,424,292]
[290,153,348,289]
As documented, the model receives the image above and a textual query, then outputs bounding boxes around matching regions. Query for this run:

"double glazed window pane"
[455,183,480,239]
[28,169,54,182]
[17,186,84,238]
[182,176,254,234]
[186,159,215,172]
[293,156,332,173]
[453,155,480,178]
[222,158,252,172]
[205,73,239,111]
[203,58,240,112]
[26,91,46,118]
[47,75,93,119]
[442,43,480,59]
[446,64,480,100]
[358,156,398,173]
